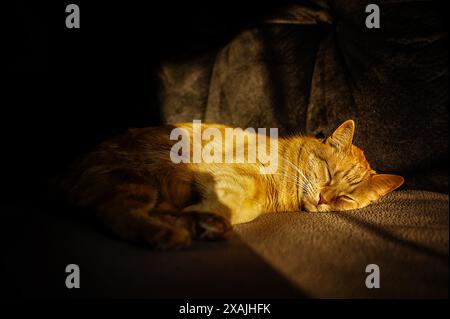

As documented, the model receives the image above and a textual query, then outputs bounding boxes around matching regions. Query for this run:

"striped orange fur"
[62,120,404,249]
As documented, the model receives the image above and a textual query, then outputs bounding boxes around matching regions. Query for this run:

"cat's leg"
[154,199,232,241]
[182,196,263,235]
[187,210,232,240]
[181,177,265,240]
[93,183,193,250]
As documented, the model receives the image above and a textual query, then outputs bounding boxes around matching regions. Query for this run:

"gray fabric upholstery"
[235,190,449,298]
[158,0,448,192]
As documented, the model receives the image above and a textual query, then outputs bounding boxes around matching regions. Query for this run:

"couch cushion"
[235,190,449,298]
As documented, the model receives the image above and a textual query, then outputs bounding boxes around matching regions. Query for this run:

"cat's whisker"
[273,168,306,188]
[273,173,305,189]
[277,165,303,179]
[277,169,313,196]
[274,172,315,200]
[279,158,315,195]
[273,172,299,185]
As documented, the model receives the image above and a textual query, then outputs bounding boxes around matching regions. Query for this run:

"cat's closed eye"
[327,168,332,180]
[324,167,332,186]
[337,195,355,202]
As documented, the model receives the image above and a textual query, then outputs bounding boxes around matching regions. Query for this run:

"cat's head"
[301,120,404,212]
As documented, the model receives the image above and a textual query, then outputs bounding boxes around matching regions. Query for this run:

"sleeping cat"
[61,119,404,249]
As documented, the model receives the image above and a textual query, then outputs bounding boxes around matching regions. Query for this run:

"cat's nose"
[318,193,328,205]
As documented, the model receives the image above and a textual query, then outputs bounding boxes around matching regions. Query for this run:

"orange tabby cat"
[62,120,404,249]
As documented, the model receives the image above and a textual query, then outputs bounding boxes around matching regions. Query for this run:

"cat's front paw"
[193,213,232,241]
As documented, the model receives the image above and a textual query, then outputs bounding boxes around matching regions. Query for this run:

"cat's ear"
[370,174,404,197]
[325,119,355,152]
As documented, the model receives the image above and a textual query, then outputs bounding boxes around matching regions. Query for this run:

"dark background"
[3,1,297,205]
